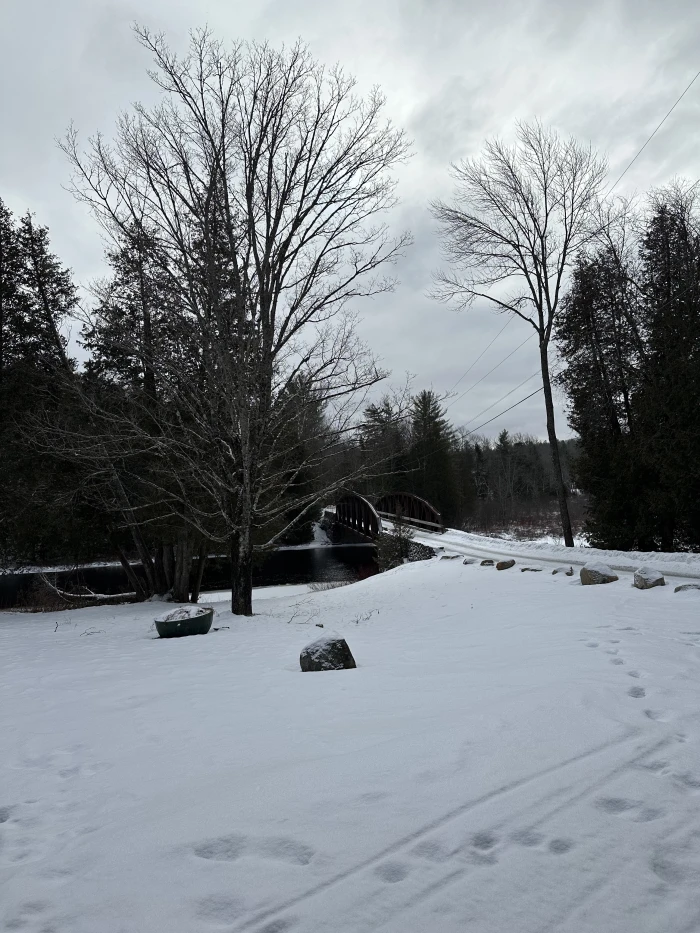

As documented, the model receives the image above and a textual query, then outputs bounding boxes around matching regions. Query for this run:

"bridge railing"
[375,511,445,532]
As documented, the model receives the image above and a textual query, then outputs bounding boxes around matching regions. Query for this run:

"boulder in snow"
[300,636,356,672]
[440,553,461,560]
[497,559,516,571]
[480,559,495,567]
[580,563,619,586]
[463,558,477,565]
[521,567,543,572]
[674,583,700,594]
[552,566,574,576]
[633,567,665,590]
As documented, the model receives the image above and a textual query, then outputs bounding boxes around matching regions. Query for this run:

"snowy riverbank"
[2,559,700,931]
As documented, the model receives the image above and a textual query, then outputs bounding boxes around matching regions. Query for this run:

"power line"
[461,369,541,427]
[464,386,544,437]
[608,68,700,193]
[446,331,536,411]
[446,316,512,394]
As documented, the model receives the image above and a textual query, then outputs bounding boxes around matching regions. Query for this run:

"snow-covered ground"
[3,559,700,932]
[405,524,700,579]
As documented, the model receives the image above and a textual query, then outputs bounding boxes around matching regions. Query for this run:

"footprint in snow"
[375,860,411,883]
[411,839,451,862]
[548,838,574,854]
[672,771,700,791]
[628,686,646,698]
[586,642,599,648]
[628,670,641,678]
[471,831,498,851]
[194,834,314,866]
[611,658,625,665]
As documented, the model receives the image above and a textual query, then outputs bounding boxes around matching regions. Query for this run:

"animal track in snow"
[595,797,642,815]
[627,670,641,678]
[548,838,574,854]
[634,807,665,822]
[375,860,410,883]
[411,839,451,862]
[0,806,12,823]
[471,831,498,851]
[611,658,624,665]
[628,686,646,698]
[193,833,315,866]
[585,642,599,648]
[672,771,700,790]
[194,834,246,861]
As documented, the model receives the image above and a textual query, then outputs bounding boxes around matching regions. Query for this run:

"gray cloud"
[2,0,699,438]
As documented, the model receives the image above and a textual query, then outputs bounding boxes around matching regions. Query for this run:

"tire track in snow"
[231,728,646,932]
[342,735,677,933]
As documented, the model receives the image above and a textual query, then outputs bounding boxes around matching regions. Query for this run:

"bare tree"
[60,28,410,614]
[431,121,607,546]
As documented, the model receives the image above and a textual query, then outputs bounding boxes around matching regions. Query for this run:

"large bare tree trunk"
[540,341,574,547]
[231,529,253,616]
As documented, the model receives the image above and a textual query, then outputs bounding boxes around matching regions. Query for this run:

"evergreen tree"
[0,200,105,566]
[407,390,460,524]
[556,183,700,550]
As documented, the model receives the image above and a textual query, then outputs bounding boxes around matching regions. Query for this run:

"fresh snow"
[154,605,211,623]
[3,558,700,931]
[407,524,700,579]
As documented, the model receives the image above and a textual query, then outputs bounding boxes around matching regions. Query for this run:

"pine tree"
[407,390,460,524]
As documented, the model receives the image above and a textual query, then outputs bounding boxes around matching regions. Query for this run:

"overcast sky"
[2,0,699,439]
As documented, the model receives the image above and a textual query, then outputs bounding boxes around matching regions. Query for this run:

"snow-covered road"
[407,524,700,580]
[3,558,700,932]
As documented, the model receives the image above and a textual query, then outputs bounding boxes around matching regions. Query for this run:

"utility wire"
[446,316,513,394]
[461,369,541,427]
[608,68,700,193]
[464,386,544,437]
[446,332,536,411]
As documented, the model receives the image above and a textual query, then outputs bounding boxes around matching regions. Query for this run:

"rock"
[633,566,665,590]
[480,559,495,567]
[440,553,461,560]
[463,558,477,565]
[580,562,619,585]
[300,636,356,672]
[521,567,543,572]
[552,566,574,576]
[497,559,516,570]
[674,583,700,594]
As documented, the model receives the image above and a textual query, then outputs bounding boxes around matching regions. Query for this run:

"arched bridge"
[332,492,443,540]
[334,493,383,540]
[375,492,443,533]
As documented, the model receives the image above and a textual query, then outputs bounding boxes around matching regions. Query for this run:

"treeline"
[555,182,700,551]
[350,389,579,532]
